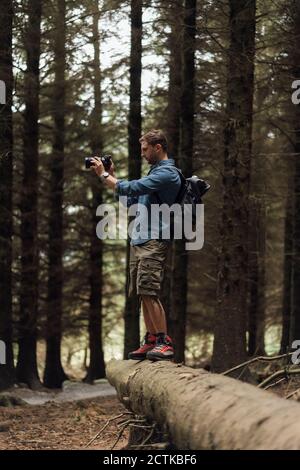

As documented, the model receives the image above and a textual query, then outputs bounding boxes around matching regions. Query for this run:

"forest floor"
[0,382,129,450]
[1,360,300,451]
[246,358,300,401]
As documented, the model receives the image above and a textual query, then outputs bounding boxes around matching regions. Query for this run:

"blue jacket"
[115,159,181,245]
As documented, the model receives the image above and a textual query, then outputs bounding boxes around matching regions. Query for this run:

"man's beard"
[149,152,158,164]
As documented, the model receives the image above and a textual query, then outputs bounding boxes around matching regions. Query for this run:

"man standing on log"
[90,130,181,361]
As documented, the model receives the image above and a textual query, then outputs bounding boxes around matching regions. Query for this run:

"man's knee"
[141,294,159,303]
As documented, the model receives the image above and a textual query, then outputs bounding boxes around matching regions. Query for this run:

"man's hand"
[90,156,118,190]
[90,157,104,177]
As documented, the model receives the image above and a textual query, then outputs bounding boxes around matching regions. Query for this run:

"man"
[90,129,181,361]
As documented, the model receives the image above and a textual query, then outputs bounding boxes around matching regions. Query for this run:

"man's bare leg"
[127,297,158,360]
[141,297,156,334]
[141,295,167,334]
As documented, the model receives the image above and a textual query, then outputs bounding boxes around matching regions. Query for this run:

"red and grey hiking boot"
[146,333,174,361]
[128,332,156,360]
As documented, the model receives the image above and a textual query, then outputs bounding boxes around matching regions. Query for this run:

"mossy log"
[107,359,300,450]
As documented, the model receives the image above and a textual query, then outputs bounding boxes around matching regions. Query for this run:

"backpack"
[154,168,211,240]
[173,169,211,224]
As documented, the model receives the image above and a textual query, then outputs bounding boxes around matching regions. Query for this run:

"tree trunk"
[161,0,184,322]
[107,359,300,450]
[169,0,196,363]
[84,0,105,383]
[16,0,42,390]
[280,183,293,353]
[289,2,300,344]
[82,347,88,371]
[248,197,266,356]
[0,0,15,390]
[166,0,183,160]
[44,0,68,388]
[248,82,268,357]
[212,0,256,372]
[123,0,142,359]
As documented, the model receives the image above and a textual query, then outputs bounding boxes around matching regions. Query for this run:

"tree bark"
[169,0,196,362]
[289,2,300,344]
[123,0,142,359]
[16,0,42,390]
[212,0,256,372]
[248,197,266,356]
[0,0,15,390]
[44,0,68,388]
[280,183,293,353]
[107,359,300,450]
[248,82,268,357]
[84,0,106,383]
[161,0,184,322]
[166,0,183,160]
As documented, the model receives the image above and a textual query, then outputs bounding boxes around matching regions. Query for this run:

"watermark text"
[0,80,6,104]
[291,340,300,364]
[95,197,205,251]
[0,340,6,365]
[291,80,300,105]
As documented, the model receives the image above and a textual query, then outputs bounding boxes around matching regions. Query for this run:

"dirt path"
[7,380,116,405]
[0,395,129,450]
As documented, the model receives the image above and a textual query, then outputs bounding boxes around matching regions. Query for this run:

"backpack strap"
[154,166,185,204]
[173,168,187,203]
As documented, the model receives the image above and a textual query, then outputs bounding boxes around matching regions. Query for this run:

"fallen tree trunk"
[107,359,300,450]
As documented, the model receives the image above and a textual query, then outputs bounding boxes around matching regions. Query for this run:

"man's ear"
[155,144,162,152]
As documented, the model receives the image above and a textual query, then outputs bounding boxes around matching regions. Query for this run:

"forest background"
[1,0,299,390]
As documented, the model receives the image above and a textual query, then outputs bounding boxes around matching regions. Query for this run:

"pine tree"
[169,0,197,362]
[287,1,300,344]
[44,0,68,388]
[212,0,256,372]
[161,0,184,322]
[123,0,142,358]
[84,0,106,382]
[16,0,42,390]
[0,0,15,390]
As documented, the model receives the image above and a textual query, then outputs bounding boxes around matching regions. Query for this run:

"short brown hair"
[139,129,168,152]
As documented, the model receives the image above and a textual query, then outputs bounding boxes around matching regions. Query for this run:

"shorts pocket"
[137,258,163,294]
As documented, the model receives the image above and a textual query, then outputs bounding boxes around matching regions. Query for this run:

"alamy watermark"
[291,340,300,364]
[95,197,205,251]
[0,340,6,365]
[0,80,6,104]
[291,80,300,105]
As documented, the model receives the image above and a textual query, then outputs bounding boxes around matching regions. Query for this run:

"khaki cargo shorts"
[129,240,170,297]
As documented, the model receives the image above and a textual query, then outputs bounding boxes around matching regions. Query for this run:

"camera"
[85,155,112,171]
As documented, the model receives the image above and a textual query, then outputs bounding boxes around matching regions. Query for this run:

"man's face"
[141,142,160,165]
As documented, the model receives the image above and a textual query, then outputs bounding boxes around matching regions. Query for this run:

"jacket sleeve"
[115,168,179,197]
[114,188,138,207]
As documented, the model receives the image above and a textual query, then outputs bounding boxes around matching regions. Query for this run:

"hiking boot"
[146,333,174,361]
[128,332,156,360]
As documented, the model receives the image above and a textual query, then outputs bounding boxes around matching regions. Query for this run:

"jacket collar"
[150,158,175,170]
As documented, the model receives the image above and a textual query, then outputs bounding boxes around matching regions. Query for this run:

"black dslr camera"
[85,155,112,171]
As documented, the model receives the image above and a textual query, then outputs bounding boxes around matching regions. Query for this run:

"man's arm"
[90,157,179,197]
[103,174,117,190]
[90,157,138,207]
[116,169,179,197]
